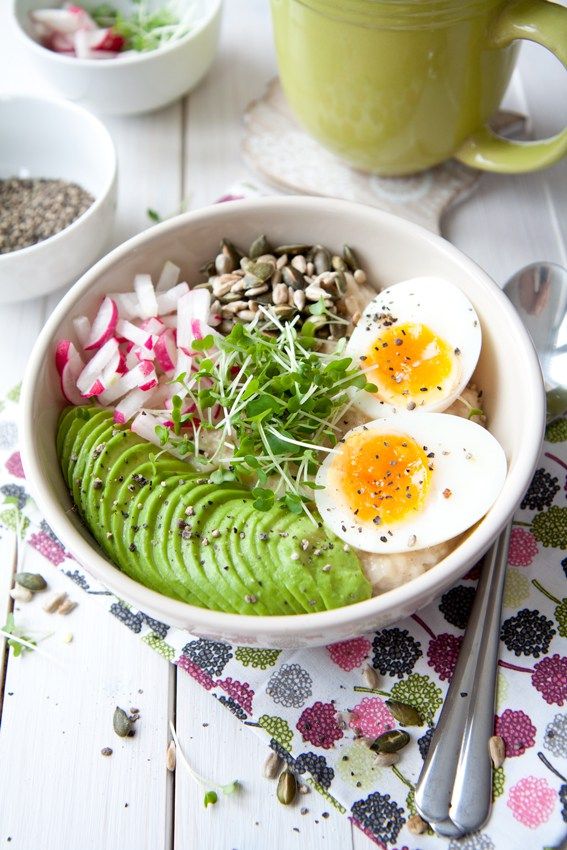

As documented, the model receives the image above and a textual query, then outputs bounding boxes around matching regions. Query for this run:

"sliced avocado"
[57,406,85,465]
[60,407,107,488]
[69,411,114,511]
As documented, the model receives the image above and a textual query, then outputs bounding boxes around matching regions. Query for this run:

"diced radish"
[101,350,121,387]
[91,27,125,52]
[156,282,189,315]
[116,319,154,350]
[31,8,90,33]
[114,386,157,424]
[134,274,158,319]
[131,410,166,445]
[76,337,118,394]
[139,377,159,392]
[73,315,91,348]
[84,296,118,350]
[116,351,128,374]
[125,350,138,370]
[48,31,75,52]
[110,292,140,320]
[154,328,177,373]
[99,360,156,404]
[55,340,85,405]
[140,317,165,335]
[148,379,175,409]
[156,260,181,292]
[133,345,155,361]
[81,378,106,398]
[160,314,177,329]
[177,290,211,352]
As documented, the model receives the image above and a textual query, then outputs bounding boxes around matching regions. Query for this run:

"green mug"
[270,0,567,175]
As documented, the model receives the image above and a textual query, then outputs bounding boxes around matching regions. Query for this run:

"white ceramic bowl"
[12,0,223,116]
[21,197,545,647]
[0,94,117,304]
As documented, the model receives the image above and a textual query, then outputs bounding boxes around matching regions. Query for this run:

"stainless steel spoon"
[414,262,567,838]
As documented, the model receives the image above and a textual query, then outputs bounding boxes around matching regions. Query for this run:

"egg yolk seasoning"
[363,321,457,406]
[329,430,432,526]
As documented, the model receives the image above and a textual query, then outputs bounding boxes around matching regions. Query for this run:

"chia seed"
[0,177,94,254]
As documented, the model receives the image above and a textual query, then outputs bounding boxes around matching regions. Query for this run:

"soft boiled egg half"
[346,277,482,417]
[315,412,506,554]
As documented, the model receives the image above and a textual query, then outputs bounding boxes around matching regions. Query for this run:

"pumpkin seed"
[215,252,234,275]
[282,265,305,289]
[332,254,348,272]
[335,270,347,296]
[249,234,271,259]
[343,244,359,271]
[277,769,297,805]
[199,259,216,276]
[385,700,424,727]
[370,729,410,754]
[250,262,274,283]
[15,572,47,592]
[313,246,332,275]
[113,706,132,738]
[274,243,311,256]
[221,238,241,266]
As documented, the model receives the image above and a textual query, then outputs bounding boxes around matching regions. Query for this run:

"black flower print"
[500,608,556,657]
[371,628,422,678]
[110,601,143,632]
[439,585,476,629]
[266,663,313,708]
[418,726,435,760]
[521,468,560,511]
[295,752,335,789]
[181,638,233,677]
[351,792,405,844]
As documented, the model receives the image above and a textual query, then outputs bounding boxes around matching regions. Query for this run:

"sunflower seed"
[293,290,306,311]
[230,278,247,293]
[237,310,256,322]
[222,300,249,314]
[373,751,400,767]
[354,269,367,285]
[263,751,282,779]
[332,255,348,271]
[305,284,327,301]
[489,735,506,768]
[291,255,307,274]
[407,814,428,835]
[249,234,271,258]
[43,591,68,613]
[363,665,380,689]
[57,598,78,615]
[273,283,289,305]
[212,278,234,298]
[246,283,269,298]
[276,254,288,270]
[306,261,314,276]
[166,740,176,771]
[10,585,32,603]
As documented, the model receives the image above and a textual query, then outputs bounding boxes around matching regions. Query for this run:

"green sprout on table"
[169,721,239,808]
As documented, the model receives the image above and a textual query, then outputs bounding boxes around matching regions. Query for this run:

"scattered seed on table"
[57,598,78,615]
[489,735,506,768]
[166,740,176,771]
[15,572,47,592]
[43,591,68,613]
[101,747,113,757]
[10,585,32,603]
[407,814,428,835]
[263,751,282,779]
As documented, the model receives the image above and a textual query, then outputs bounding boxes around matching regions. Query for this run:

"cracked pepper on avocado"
[55,236,507,615]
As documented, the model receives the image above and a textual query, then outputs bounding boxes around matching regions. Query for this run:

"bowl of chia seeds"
[0,93,117,303]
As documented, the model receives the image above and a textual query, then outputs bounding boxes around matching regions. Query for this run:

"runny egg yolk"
[363,321,457,404]
[330,431,432,526]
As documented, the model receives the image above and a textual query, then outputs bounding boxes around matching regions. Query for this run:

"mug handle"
[454,0,567,173]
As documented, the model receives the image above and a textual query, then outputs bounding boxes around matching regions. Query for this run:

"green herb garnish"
[156,310,375,521]
[169,721,238,809]
[88,0,197,53]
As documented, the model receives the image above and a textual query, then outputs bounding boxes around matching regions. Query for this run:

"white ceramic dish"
[12,0,223,116]
[21,197,545,648]
[0,94,117,304]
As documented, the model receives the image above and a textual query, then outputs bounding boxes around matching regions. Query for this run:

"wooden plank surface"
[0,0,566,847]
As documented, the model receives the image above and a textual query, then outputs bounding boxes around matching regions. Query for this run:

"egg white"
[315,412,506,554]
[347,276,482,417]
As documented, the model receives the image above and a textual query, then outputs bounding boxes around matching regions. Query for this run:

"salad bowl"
[21,197,545,647]
[12,0,222,115]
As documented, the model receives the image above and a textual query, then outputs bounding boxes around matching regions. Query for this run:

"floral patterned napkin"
[1,183,566,848]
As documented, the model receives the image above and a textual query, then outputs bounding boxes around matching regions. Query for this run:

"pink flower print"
[177,655,215,690]
[495,709,536,757]
[349,698,395,739]
[507,776,556,828]
[28,530,66,565]
[532,654,567,705]
[215,677,254,714]
[427,633,463,682]
[5,451,24,478]
[327,637,371,671]
[508,527,539,567]
[296,701,343,749]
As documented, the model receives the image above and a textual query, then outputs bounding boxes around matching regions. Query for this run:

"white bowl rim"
[0,92,117,262]
[21,196,546,638]
[11,0,223,68]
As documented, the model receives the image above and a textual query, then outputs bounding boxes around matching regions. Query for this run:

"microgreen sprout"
[155,315,375,521]
[169,721,239,808]
[89,0,198,53]
[0,613,59,664]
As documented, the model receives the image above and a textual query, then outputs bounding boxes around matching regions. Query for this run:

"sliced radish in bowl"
[84,296,118,350]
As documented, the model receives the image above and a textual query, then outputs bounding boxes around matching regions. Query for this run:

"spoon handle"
[415,524,511,835]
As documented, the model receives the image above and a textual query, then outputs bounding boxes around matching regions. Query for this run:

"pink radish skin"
[114,386,157,424]
[85,296,118,350]
[140,317,164,335]
[116,319,154,350]
[55,340,85,405]
[76,338,118,394]
[81,378,105,398]
[99,360,156,404]
[154,328,177,372]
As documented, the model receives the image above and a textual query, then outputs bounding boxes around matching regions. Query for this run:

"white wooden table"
[0,3,566,847]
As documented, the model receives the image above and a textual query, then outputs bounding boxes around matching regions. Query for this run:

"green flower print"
[234,647,281,670]
[390,674,443,725]
[503,569,530,608]
[258,714,294,750]
[336,740,384,791]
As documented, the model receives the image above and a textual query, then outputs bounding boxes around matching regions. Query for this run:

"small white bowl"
[12,0,223,116]
[21,197,545,647]
[0,94,117,303]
